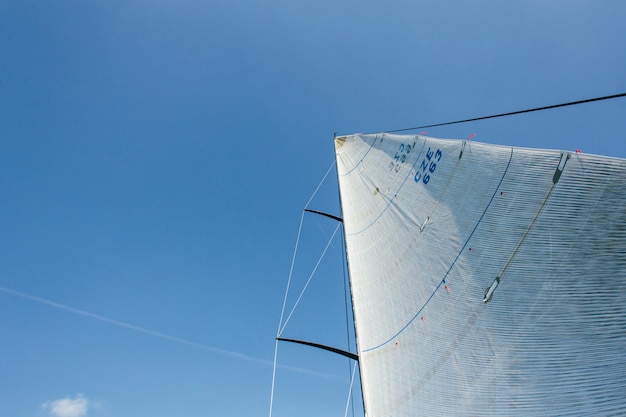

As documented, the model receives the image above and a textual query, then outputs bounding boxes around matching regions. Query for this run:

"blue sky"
[1,1,625,416]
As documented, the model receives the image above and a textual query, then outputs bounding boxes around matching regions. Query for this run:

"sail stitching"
[484,152,570,303]
[338,134,379,177]
[382,139,419,200]
[362,148,515,352]
[420,140,467,233]
[346,138,428,236]
[383,138,420,202]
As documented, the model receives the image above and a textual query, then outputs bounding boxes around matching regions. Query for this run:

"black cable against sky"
[382,92,626,134]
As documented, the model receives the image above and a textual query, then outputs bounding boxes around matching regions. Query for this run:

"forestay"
[335,133,626,417]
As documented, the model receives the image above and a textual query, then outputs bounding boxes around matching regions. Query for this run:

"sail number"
[388,143,413,172]
[414,148,442,184]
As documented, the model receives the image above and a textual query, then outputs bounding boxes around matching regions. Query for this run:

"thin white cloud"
[41,394,89,417]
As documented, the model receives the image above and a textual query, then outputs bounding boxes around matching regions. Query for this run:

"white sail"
[335,133,626,417]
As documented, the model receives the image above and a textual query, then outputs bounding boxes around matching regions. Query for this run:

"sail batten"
[335,133,626,417]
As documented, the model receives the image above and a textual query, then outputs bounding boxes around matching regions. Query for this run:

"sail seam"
[420,140,467,233]
[339,134,379,177]
[362,147,515,353]
[346,137,428,236]
[484,151,570,303]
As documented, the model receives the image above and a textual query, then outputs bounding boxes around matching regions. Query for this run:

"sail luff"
[335,134,368,416]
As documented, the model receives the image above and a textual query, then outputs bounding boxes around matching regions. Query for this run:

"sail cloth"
[335,133,626,417]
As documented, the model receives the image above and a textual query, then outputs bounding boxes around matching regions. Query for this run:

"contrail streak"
[0,285,346,380]
[0,285,265,362]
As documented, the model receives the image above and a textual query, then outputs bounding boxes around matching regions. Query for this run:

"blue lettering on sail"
[414,148,442,184]
[388,142,414,173]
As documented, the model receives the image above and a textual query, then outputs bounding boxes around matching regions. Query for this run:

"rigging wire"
[342,227,351,354]
[305,160,337,209]
[279,222,342,335]
[344,362,359,417]
[341,226,357,417]
[268,339,280,417]
[270,159,344,417]
[372,92,626,134]
[276,158,335,340]
[269,208,305,417]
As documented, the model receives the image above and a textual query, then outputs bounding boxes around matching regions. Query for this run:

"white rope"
[279,221,342,335]
[344,361,359,417]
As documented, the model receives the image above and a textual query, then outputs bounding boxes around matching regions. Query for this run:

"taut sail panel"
[335,133,626,416]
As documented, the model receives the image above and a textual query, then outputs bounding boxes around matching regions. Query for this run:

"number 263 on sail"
[414,148,442,184]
